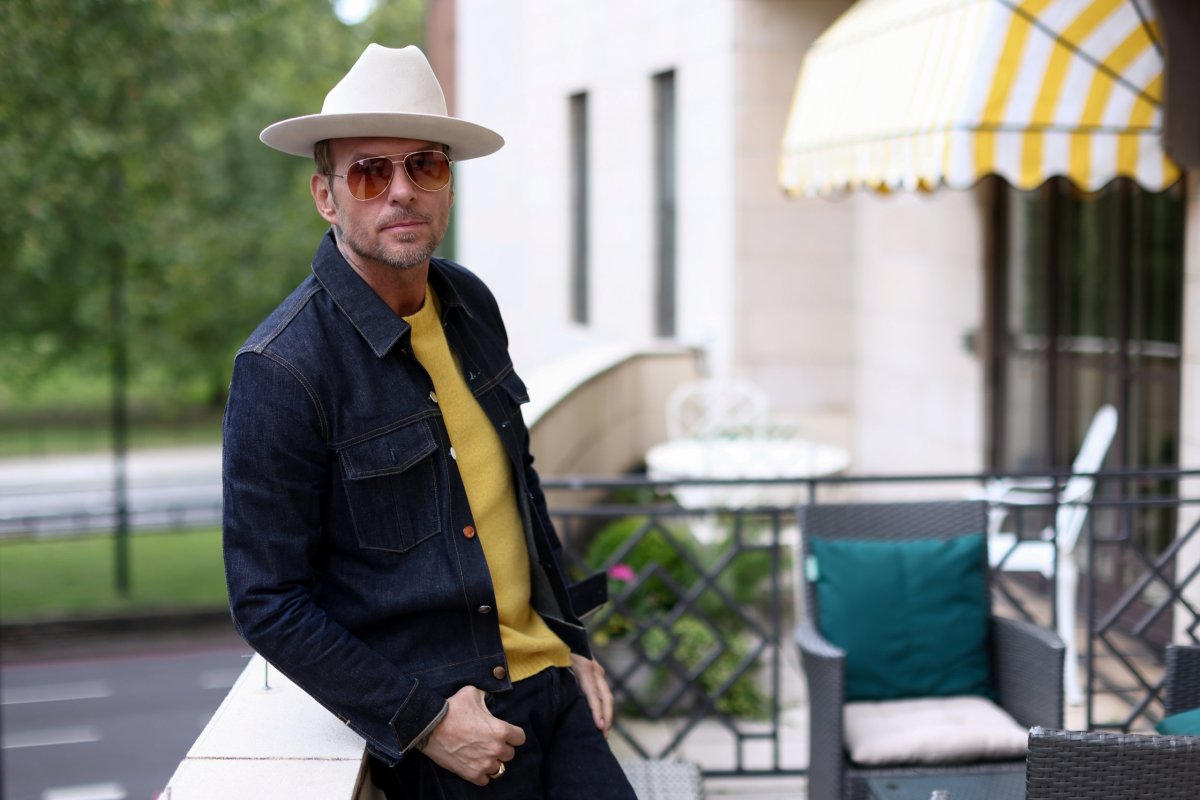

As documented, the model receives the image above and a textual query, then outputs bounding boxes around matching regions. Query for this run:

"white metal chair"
[979,404,1118,705]
[664,378,769,441]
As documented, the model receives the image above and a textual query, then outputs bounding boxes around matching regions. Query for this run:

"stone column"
[1178,170,1200,643]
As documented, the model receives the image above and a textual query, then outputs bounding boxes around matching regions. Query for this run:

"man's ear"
[311,174,339,224]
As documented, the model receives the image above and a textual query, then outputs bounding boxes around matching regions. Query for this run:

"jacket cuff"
[387,684,452,761]
[403,700,449,753]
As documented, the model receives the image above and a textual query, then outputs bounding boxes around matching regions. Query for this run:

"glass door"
[988,176,1185,630]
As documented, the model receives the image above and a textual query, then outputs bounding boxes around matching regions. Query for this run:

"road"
[1,628,249,800]
[0,446,223,537]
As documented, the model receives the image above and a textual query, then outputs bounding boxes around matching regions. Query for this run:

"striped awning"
[778,0,1181,197]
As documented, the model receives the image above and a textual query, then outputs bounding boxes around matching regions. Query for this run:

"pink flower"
[608,563,636,583]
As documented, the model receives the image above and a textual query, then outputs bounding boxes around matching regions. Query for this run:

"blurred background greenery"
[0,0,425,454]
[0,528,226,621]
[0,0,428,619]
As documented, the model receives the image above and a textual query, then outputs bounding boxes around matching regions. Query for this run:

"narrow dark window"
[653,71,677,338]
[569,92,589,324]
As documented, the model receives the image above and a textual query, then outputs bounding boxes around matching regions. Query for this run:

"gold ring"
[488,762,506,780]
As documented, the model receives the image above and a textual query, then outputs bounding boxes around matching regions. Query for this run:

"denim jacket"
[222,231,604,764]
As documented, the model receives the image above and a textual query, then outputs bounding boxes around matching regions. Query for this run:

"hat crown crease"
[322,44,448,117]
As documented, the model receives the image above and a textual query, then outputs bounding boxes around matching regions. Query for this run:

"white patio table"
[645,435,850,513]
[645,434,850,621]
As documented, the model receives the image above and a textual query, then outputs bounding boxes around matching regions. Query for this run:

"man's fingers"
[503,720,527,747]
[570,654,614,735]
[598,674,614,733]
[591,668,614,735]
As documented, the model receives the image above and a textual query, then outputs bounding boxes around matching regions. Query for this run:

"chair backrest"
[1070,404,1119,475]
[1165,644,1200,716]
[1054,404,1118,554]
[1026,727,1200,800]
[799,500,989,622]
[664,378,769,441]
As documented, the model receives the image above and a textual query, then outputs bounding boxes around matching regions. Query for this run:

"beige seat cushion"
[843,695,1029,765]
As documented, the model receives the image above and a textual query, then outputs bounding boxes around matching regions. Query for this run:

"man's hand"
[419,685,526,785]
[570,653,614,737]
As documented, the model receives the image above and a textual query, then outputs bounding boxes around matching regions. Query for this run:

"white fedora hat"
[260,44,503,160]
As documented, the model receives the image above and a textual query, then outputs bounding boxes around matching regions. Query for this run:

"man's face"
[311,137,453,274]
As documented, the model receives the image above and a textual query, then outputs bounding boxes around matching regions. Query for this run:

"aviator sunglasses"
[332,150,453,200]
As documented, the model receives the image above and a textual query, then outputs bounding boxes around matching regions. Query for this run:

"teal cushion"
[809,533,992,702]
[1156,707,1200,736]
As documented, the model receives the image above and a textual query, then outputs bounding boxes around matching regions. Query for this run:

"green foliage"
[584,514,777,634]
[702,520,777,614]
[584,515,701,623]
[0,0,425,409]
[642,616,771,719]
[583,514,774,719]
[0,528,228,622]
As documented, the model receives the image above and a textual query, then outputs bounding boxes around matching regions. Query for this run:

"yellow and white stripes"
[778,0,1180,197]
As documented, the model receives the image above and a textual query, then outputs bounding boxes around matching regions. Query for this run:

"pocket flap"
[340,425,438,480]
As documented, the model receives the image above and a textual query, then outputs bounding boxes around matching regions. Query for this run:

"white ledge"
[162,655,373,799]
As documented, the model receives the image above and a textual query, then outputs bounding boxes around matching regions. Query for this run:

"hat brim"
[260,112,504,161]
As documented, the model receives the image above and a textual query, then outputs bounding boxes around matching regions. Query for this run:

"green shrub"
[642,615,770,719]
[583,514,772,719]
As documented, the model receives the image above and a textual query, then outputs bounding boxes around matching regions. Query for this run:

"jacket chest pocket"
[338,423,445,553]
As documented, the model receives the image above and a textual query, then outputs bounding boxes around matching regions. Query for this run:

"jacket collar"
[310,229,472,358]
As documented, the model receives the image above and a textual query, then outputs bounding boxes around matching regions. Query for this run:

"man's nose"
[386,163,419,203]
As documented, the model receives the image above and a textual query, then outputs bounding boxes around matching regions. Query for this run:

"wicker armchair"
[1025,727,1200,799]
[1164,643,1200,716]
[794,500,1065,800]
[1024,643,1200,799]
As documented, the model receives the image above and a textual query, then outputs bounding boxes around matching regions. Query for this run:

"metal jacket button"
[478,605,492,614]
[449,446,457,460]
[492,666,506,680]
[463,525,476,538]
[429,391,438,404]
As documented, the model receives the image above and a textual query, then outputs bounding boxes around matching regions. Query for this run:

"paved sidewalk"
[0,444,222,493]
[0,444,223,535]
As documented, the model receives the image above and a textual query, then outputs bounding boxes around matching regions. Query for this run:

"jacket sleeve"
[222,350,444,765]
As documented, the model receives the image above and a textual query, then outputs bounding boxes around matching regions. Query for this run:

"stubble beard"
[333,222,440,272]
[328,187,446,272]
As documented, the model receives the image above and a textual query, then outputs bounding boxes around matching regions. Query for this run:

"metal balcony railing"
[542,467,1200,778]
[11,465,1200,785]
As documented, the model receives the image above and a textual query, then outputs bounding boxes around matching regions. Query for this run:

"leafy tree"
[0,0,424,410]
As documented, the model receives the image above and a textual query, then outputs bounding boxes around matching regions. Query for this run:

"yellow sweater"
[403,287,571,681]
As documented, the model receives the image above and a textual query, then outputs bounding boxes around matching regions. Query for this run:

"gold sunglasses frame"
[332,150,453,200]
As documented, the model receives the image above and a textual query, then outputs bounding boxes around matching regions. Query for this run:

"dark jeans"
[369,667,637,800]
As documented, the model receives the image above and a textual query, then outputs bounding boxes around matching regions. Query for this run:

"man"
[222,44,636,799]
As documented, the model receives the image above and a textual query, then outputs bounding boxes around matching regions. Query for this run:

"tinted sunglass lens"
[405,152,451,190]
[347,157,394,200]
